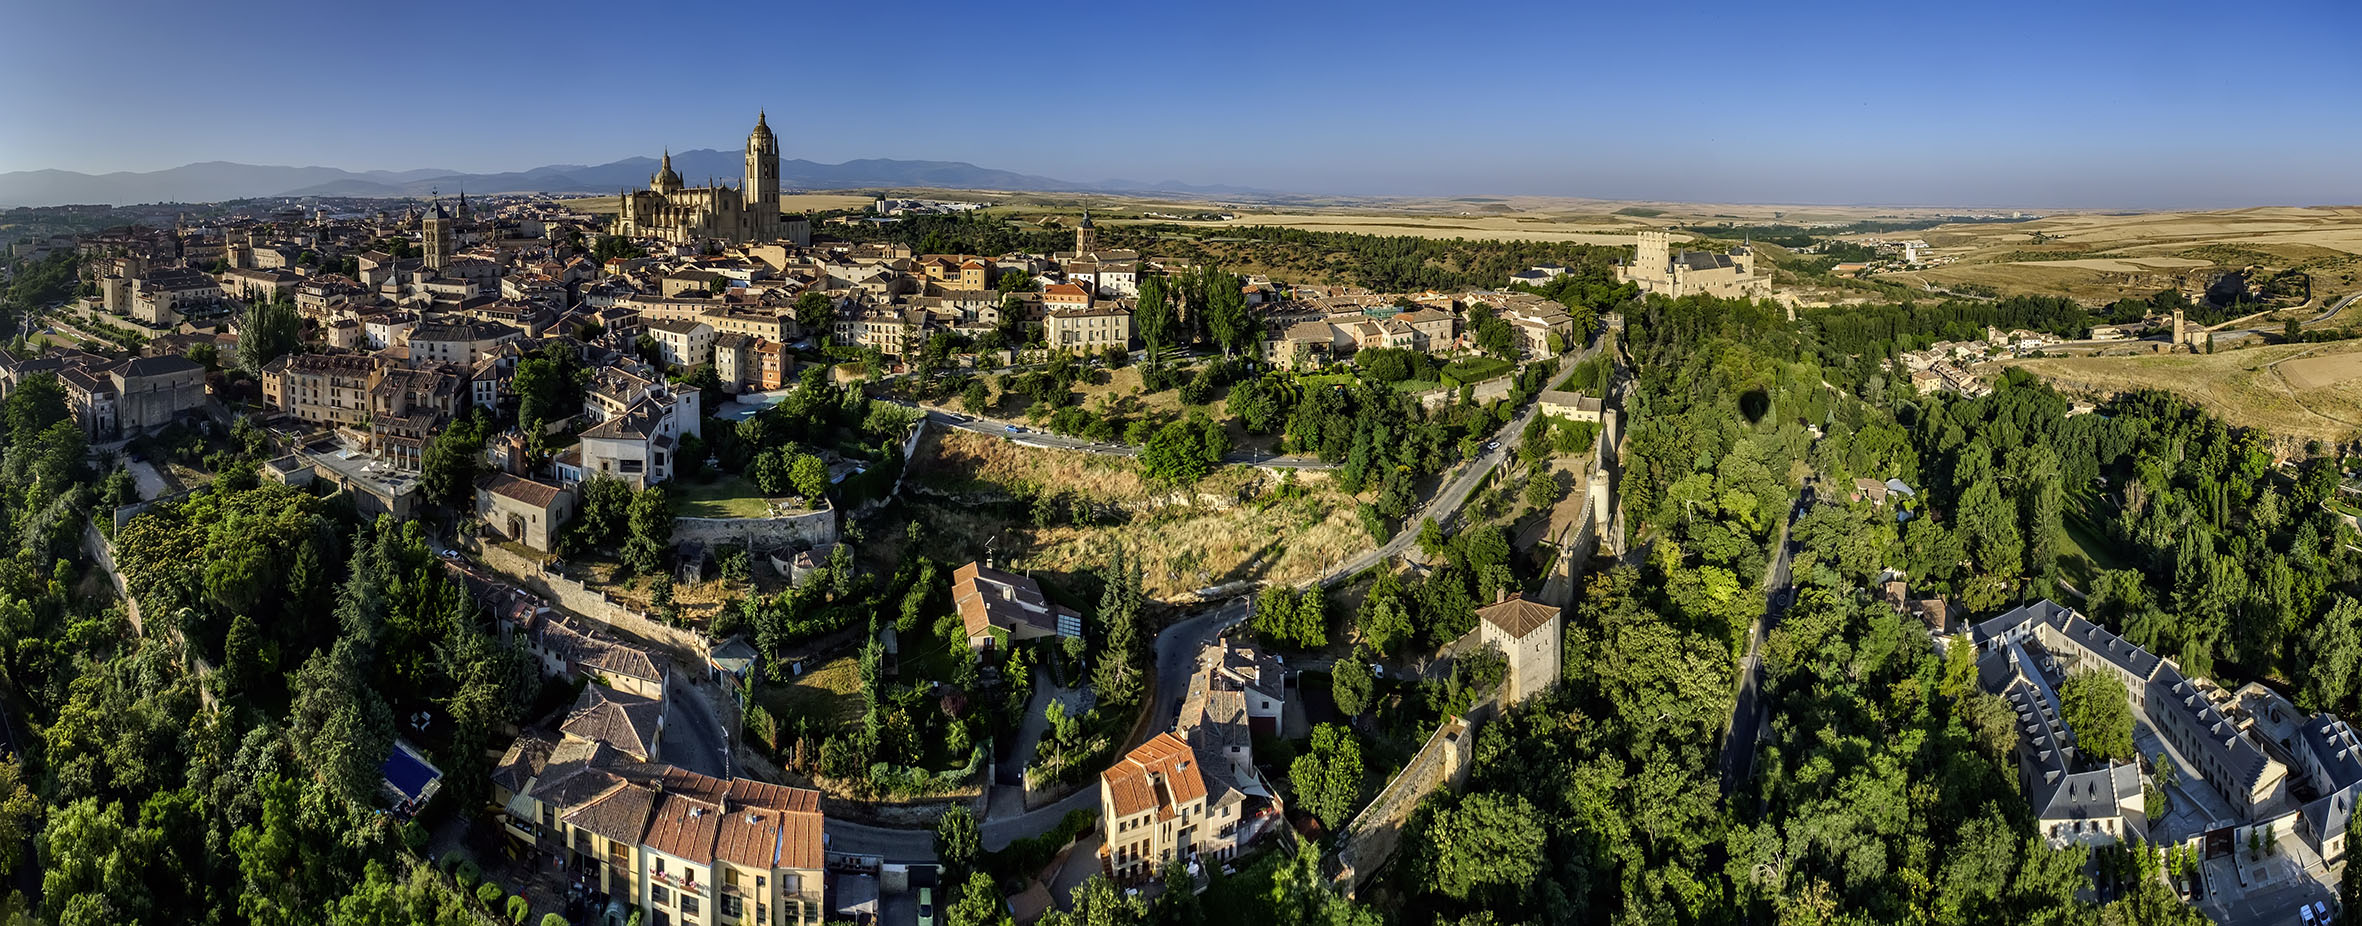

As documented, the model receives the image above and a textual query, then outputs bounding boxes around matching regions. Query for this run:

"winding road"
[2208,291,2360,340]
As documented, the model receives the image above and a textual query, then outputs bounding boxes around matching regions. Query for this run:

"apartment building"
[408,320,521,367]
[1973,600,2290,825]
[1043,304,1132,354]
[645,318,717,370]
[263,353,381,427]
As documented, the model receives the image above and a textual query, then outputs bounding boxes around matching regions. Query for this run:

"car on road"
[1485,440,1499,450]
[917,887,934,926]
[1004,425,1024,433]
[2302,904,2317,925]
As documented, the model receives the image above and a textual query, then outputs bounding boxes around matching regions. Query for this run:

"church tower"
[1074,210,1097,255]
[745,111,780,239]
[423,197,452,272]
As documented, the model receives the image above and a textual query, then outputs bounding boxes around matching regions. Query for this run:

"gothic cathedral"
[615,112,782,245]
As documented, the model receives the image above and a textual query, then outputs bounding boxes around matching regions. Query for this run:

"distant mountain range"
[0,149,1279,207]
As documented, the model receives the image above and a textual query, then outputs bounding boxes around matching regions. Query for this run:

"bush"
[508,896,530,925]
[476,882,504,908]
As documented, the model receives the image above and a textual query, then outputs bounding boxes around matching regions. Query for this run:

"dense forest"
[1337,291,2334,925]
[0,371,525,925]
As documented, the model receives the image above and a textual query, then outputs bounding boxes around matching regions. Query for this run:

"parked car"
[2300,904,2316,925]
[1004,425,1023,433]
[917,887,934,926]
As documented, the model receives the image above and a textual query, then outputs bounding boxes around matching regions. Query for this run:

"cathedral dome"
[653,149,684,192]
[749,110,775,145]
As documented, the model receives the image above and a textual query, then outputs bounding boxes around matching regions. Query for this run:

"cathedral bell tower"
[745,111,780,238]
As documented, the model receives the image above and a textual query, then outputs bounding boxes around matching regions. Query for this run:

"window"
[721,895,742,918]
[725,869,739,887]
[682,896,699,916]
[655,858,667,874]
[654,885,671,905]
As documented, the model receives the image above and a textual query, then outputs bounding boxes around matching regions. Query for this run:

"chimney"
[1495,589,1509,605]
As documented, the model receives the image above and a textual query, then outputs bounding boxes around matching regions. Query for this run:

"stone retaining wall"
[671,505,837,551]
[471,540,707,654]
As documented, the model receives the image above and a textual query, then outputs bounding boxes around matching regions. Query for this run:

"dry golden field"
[1884,206,2362,301]
[899,429,1366,599]
[1999,339,2362,445]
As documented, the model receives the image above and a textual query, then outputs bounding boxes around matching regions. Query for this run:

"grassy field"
[2000,339,2362,446]
[559,192,875,215]
[1442,356,1515,384]
[670,474,785,518]
[900,429,1368,600]
[758,654,865,729]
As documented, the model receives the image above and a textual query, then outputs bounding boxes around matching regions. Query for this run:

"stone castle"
[1615,229,1770,300]
[616,112,782,245]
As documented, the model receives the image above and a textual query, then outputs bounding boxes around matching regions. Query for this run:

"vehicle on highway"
[1004,425,1024,433]
[1484,440,1499,450]
[917,887,934,926]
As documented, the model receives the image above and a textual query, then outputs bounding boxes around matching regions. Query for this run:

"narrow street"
[1719,500,1799,799]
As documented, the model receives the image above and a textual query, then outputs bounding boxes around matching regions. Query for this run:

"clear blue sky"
[3,0,2358,207]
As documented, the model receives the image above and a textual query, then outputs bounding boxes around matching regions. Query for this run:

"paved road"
[1718,504,1798,799]
[663,675,730,781]
[2211,290,2359,339]
[1320,403,1539,588]
[826,818,940,862]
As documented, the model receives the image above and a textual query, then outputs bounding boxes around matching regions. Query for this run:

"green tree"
[236,291,302,374]
[420,413,488,510]
[1288,724,1366,829]
[789,453,831,500]
[1422,791,1546,902]
[961,380,991,416]
[934,806,981,882]
[1139,411,1227,485]
[1332,656,1375,718]
[621,487,672,575]
[0,755,38,875]
[795,291,835,343]
[946,870,1012,926]
[2059,669,2136,763]
[1135,274,1176,361]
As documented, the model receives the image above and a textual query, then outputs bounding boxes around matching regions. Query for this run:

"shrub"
[476,882,504,908]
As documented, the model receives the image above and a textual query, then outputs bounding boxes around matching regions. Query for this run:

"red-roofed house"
[953,561,1081,652]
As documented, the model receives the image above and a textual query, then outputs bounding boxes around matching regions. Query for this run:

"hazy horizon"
[4,0,2359,209]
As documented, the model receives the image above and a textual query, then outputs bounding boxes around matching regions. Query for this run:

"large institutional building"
[1615,230,1770,300]
[617,113,783,245]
